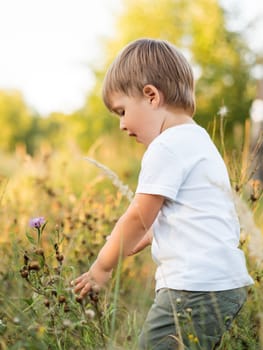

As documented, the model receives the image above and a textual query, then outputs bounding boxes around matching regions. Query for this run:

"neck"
[160,109,195,134]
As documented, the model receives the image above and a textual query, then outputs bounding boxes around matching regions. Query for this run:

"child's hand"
[128,229,153,256]
[71,263,112,298]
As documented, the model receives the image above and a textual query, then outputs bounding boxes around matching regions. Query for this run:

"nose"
[119,118,127,131]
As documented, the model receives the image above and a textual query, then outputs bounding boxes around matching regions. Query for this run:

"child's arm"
[127,229,153,256]
[72,193,164,297]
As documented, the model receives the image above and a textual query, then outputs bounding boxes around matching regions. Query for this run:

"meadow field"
[0,125,262,350]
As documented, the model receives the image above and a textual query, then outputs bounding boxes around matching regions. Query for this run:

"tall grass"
[0,122,262,349]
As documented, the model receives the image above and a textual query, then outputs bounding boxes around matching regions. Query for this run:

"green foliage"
[0,90,70,154]
[81,0,256,147]
[0,90,35,153]
[0,0,258,153]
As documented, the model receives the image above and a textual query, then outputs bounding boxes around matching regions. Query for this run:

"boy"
[72,38,253,349]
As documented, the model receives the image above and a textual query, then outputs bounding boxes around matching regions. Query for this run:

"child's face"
[110,91,165,146]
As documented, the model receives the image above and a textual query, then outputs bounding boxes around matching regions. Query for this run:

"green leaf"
[26,231,36,245]
[40,221,48,234]
[22,297,34,306]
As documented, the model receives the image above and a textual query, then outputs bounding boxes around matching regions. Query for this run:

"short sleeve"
[135,142,186,200]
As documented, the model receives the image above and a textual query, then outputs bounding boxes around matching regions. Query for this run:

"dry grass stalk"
[84,157,134,202]
[233,190,263,264]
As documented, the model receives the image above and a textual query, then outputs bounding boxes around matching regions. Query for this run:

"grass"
[0,123,263,350]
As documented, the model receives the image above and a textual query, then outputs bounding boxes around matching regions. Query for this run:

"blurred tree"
[0,90,35,153]
[0,90,69,154]
[77,0,256,150]
[1,0,257,153]
[37,112,68,149]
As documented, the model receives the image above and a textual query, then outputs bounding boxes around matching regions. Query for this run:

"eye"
[118,109,125,117]
[112,107,125,117]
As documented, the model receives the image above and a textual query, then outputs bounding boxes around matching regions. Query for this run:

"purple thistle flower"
[29,217,45,229]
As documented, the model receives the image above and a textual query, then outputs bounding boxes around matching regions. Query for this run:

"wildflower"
[217,105,228,118]
[85,309,95,320]
[188,333,194,340]
[37,325,46,337]
[13,317,20,324]
[29,216,46,245]
[188,333,199,343]
[29,217,45,229]
[63,319,72,327]
[176,297,181,304]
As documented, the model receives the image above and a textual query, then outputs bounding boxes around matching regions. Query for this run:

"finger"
[74,278,90,294]
[79,282,92,298]
[127,249,136,256]
[71,272,89,286]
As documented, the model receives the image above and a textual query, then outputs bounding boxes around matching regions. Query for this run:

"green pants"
[138,287,247,350]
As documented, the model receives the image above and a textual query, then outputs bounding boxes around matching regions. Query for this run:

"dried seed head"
[20,269,29,278]
[88,290,99,303]
[75,295,83,304]
[85,309,95,320]
[91,285,100,294]
[64,304,70,312]
[58,295,66,304]
[23,252,29,265]
[51,290,57,297]
[28,261,41,271]
[63,319,72,327]
[35,248,44,256]
[54,267,60,274]
[250,194,258,202]
[44,299,50,308]
[13,317,20,324]
[56,254,64,262]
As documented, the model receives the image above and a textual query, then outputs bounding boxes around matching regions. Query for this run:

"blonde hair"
[102,38,195,115]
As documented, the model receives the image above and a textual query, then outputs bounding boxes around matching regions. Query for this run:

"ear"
[142,85,163,107]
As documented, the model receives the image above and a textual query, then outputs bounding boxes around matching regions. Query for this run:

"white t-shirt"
[136,124,254,291]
